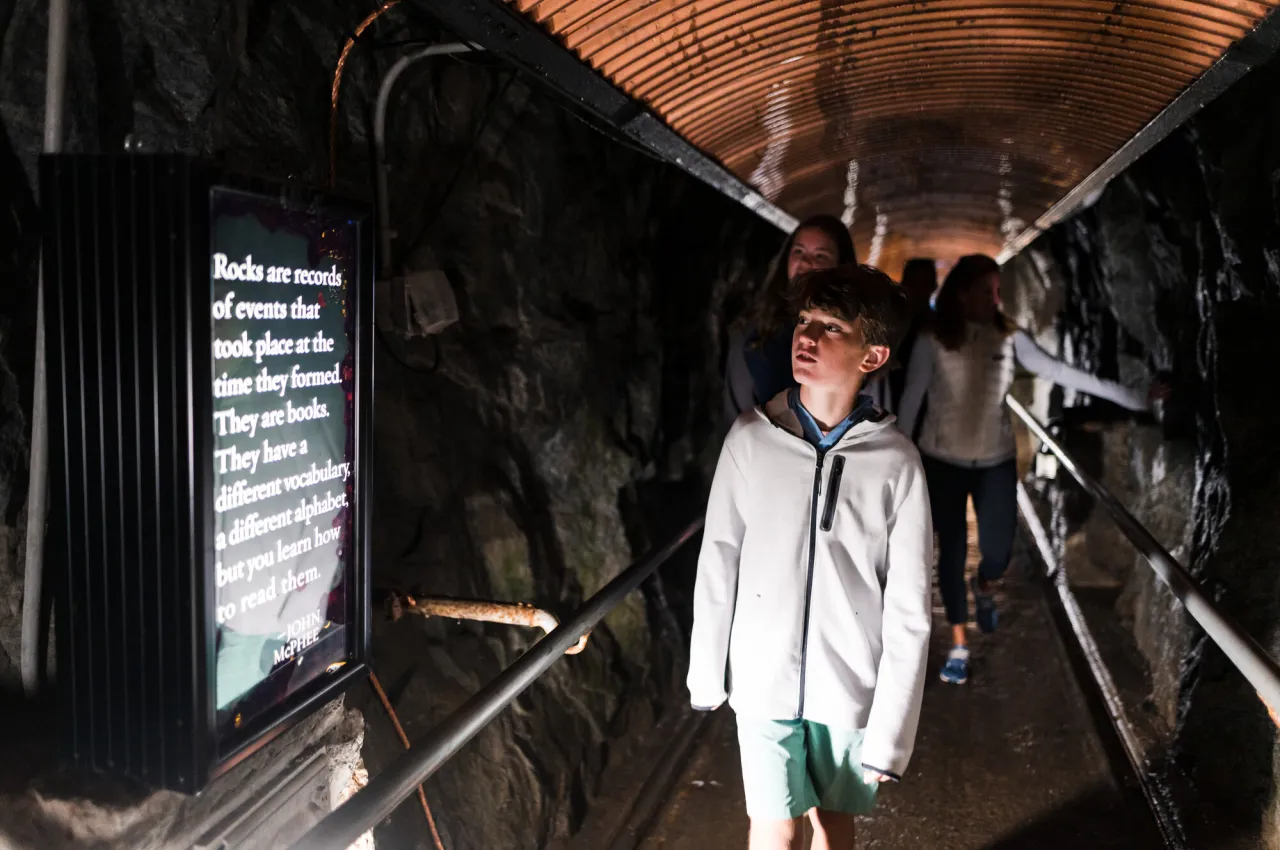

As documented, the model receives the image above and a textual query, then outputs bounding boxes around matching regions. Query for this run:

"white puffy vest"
[918,323,1017,466]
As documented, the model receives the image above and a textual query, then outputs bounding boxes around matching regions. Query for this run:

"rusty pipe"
[392,595,590,655]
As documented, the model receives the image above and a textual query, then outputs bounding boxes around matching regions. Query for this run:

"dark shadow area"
[1027,56,1280,844]
[982,785,1170,850]
[0,689,68,795]
[618,477,707,699]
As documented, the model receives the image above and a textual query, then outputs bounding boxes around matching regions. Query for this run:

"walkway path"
[638,510,1163,849]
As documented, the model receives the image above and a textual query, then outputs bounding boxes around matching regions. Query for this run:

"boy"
[688,264,933,850]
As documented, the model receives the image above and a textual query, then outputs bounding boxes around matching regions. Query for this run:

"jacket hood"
[762,389,898,444]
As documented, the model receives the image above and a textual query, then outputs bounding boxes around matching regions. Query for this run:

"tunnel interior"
[0,1,1279,849]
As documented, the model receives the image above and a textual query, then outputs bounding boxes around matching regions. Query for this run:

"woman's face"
[786,226,841,282]
[958,271,1001,322]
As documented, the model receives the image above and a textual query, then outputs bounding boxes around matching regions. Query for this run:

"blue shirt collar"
[788,388,876,450]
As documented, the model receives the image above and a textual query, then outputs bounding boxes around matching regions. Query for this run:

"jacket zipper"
[797,447,825,718]
[820,456,846,532]
[762,396,877,719]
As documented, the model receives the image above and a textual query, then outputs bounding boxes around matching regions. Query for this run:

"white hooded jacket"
[687,392,934,778]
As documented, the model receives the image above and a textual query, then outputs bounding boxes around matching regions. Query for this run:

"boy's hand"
[862,769,892,784]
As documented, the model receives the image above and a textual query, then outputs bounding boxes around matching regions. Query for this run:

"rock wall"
[0,2,780,848]
[1008,52,1280,848]
[0,696,368,850]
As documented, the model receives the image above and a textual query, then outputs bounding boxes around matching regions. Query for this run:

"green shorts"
[736,717,878,821]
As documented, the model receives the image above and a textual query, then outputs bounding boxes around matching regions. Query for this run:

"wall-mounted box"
[375,269,458,337]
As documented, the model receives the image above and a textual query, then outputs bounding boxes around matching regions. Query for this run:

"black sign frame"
[42,154,372,793]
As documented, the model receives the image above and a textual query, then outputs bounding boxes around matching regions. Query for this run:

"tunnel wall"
[0,2,780,848]
[1004,52,1280,848]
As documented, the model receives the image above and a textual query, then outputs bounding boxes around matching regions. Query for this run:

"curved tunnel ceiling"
[500,0,1279,276]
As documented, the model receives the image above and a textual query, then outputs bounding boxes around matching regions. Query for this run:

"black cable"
[377,326,442,375]
[389,14,669,166]
[442,50,506,68]
[366,37,504,64]
[554,96,668,165]
[392,70,517,269]
[392,65,667,268]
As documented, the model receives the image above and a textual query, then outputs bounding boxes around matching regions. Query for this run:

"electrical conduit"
[373,42,479,272]
[22,0,70,696]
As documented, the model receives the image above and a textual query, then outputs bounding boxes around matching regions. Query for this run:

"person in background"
[896,254,1166,686]
[886,259,938,416]
[691,265,931,850]
[724,215,857,426]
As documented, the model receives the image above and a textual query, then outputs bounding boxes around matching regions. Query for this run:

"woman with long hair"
[897,255,1164,685]
[724,215,857,423]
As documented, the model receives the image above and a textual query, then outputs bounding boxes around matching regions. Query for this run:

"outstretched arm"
[1012,331,1149,412]
[896,333,936,440]
[687,430,749,710]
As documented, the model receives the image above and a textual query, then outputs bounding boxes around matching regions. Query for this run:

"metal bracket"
[390,593,590,655]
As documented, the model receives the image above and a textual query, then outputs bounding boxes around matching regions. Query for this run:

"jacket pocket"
[820,456,845,532]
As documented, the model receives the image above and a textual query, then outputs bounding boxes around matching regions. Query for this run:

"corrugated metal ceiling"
[502,0,1278,275]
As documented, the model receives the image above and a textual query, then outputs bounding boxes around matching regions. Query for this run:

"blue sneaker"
[939,646,969,684]
[972,576,998,634]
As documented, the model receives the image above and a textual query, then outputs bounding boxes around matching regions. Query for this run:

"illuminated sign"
[42,156,371,792]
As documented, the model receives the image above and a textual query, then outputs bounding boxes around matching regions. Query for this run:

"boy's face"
[792,307,891,392]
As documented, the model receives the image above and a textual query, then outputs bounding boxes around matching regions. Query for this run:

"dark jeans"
[922,455,1017,626]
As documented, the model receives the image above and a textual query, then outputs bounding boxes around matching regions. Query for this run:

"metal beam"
[408,0,797,234]
[997,6,1280,262]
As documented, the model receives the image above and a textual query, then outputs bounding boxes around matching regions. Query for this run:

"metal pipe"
[1005,394,1280,715]
[373,42,481,273]
[291,516,705,850]
[1016,480,1188,848]
[22,0,71,696]
[393,595,591,654]
[42,0,69,153]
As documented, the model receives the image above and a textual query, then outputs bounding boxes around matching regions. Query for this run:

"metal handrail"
[291,516,706,850]
[1005,394,1280,715]
[1015,479,1188,848]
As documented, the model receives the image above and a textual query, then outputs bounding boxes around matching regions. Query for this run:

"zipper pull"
[816,452,825,495]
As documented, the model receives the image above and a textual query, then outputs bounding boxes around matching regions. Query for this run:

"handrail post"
[1004,394,1280,716]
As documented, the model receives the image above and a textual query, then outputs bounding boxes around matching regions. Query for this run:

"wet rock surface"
[0,1,778,848]
[1007,52,1280,850]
